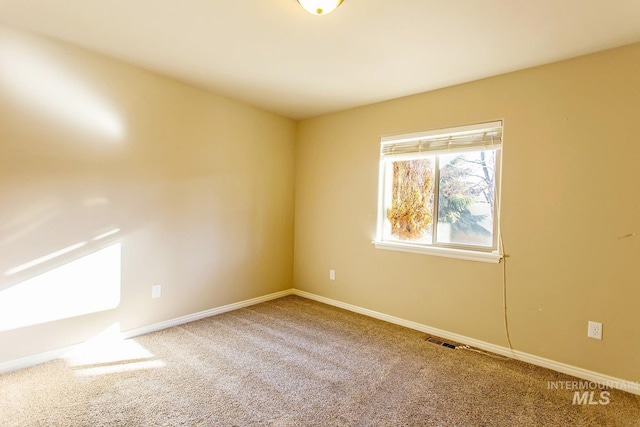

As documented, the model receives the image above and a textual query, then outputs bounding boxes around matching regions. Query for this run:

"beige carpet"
[1,295,639,426]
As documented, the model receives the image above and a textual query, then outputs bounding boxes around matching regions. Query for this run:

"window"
[374,121,503,263]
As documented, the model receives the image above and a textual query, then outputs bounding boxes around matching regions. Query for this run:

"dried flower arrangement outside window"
[387,159,434,240]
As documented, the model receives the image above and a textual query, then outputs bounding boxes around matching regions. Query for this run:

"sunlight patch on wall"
[64,323,166,377]
[0,35,124,140]
[3,242,87,277]
[92,228,121,242]
[0,243,122,332]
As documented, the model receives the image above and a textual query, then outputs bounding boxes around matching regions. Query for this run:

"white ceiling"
[1,0,639,119]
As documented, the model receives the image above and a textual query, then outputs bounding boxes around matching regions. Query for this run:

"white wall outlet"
[329,270,335,280]
[587,321,602,340]
[152,284,162,299]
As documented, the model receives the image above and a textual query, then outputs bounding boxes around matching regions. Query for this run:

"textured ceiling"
[1,0,639,119]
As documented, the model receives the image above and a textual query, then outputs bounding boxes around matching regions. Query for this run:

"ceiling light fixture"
[297,0,343,16]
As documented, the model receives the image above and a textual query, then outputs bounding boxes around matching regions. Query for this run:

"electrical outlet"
[588,321,602,340]
[152,284,162,299]
[329,270,335,280]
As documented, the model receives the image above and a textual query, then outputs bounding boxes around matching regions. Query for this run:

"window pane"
[437,150,496,247]
[386,158,435,242]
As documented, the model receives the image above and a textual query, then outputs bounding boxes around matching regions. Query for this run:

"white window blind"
[381,121,502,157]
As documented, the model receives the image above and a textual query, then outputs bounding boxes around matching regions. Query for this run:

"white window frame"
[373,121,503,263]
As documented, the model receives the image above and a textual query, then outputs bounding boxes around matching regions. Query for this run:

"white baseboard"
[0,344,79,375]
[3,287,638,397]
[0,289,294,375]
[120,289,293,340]
[292,289,640,396]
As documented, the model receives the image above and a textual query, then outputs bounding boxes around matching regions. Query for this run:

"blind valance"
[381,121,502,157]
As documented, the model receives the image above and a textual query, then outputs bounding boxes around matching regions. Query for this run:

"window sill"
[372,240,503,263]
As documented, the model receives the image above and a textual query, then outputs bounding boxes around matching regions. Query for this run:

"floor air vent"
[425,335,458,349]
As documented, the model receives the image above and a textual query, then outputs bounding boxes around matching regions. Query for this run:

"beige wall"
[0,26,296,363]
[294,43,640,382]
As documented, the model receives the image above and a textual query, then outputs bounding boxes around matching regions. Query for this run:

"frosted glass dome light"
[297,0,344,16]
